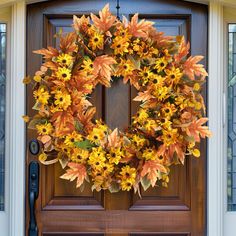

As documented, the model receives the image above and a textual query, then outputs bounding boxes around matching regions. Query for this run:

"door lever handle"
[28,161,39,236]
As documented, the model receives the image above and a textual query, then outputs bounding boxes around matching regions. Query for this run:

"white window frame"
[0,6,11,236]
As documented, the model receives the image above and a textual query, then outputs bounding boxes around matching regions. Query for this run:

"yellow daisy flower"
[161,102,177,118]
[56,67,71,81]
[33,86,50,105]
[64,131,83,147]
[139,67,153,85]
[111,36,129,55]
[56,54,73,67]
[81,57,94,73]
[120,165,136,180]
[116,59,134,77]
[54,91,71,110]
[88,32,104,51]
[107,147,124,165]
[36,123,53,135]
[88,147,106,170]
[165,67,183,85]
[71,148,89,164]
[162,128,178,146]
[142,148,156,161]
[154,57,168,72]
[120,179,134,191]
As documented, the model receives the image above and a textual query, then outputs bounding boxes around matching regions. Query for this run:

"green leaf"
[141,175,151,191]
[108,182,121,193]
[74,140,95,150]
[75,120,83,132]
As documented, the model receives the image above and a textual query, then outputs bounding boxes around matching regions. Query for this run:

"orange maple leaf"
[141,160,167,187]
[126,14,154,38]
[60,32,77,54]
[60,162,87,188]
[93,55,116,87]
[90,4,116,32]
[108,128,120,148]
[133,90,154,102]
[174,37,190,63]
[186,118,212,142]
[77,107,96,131]
[183,56,208,80]
[33,46,59,60]
[51,110,75,137]
[73,15,90,31]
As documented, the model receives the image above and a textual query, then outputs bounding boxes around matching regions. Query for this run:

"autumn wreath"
[23,4,211,193]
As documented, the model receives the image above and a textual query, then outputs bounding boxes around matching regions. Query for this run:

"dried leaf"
[133,90,154,102]
[90,4,116,32]
[185,118,212,142]
[60,162,87,188]
[93,55,116,87]
[174,36,190,63]
[184,56,208,80]
[33,46,59,59]
[127,14,154,38]
[141,160,167,187]
[108,128,120,148]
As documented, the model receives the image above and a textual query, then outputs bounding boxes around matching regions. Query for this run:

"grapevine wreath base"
[23,4,211,193]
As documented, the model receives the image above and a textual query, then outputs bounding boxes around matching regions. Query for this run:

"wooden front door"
[26,0,208,235]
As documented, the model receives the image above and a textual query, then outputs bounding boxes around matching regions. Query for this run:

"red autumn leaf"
[51,111,75,137]
[141,160,167,187]
[90,4,116,32]
[33,46,59,59]
[108,128,120,148]
[93,55,116,87]
[174,37,190,63]
[186,118,212,142]
[133,90,154,102]
[126,13,154,38]
[183,56,208,80]
[60,162,87,188]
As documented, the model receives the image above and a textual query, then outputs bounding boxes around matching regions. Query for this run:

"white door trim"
[8,1,25,236]
[208,2,224,236]
[0,0,227,235]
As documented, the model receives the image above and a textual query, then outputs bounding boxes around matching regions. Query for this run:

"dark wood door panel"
[26,0,207,235]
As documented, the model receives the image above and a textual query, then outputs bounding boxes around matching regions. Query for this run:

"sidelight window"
[0,23,6,211]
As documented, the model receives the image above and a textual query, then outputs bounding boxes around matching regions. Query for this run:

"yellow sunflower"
[162,128,179,146]
[56,54,73,67]
[142,148,156,161]
[64,131,83,147]
[111,36,129,55]
[71,148,89,164]
[165,67,183,85]
[161,102,177,118]
[33,86,50,105]
[107,147,124,165]
[88,147,106,170]
[116,59,134,77]
[54,91,71,110]
[139,67,153,85]
[154,57,168,72]
[120,165,136,191]
[88,32,104,51]
[36,123,53,135]
[56,67,71,81]
[81,57,94,73]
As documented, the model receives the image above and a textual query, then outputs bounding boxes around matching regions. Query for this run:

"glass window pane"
[0,23,6,211]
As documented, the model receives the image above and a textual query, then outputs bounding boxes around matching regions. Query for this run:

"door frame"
[0,0,228,235]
